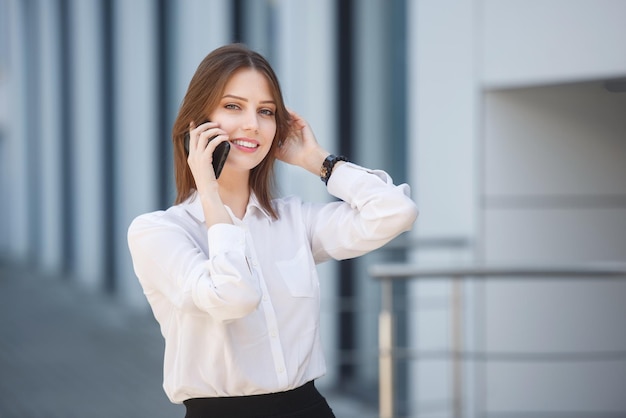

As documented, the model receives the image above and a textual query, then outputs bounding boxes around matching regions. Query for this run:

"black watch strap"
[320,154,349,185]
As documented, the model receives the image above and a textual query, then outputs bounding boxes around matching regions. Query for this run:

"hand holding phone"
[184,120,230,179]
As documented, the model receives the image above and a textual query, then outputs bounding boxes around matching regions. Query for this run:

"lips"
[231,138,260,152]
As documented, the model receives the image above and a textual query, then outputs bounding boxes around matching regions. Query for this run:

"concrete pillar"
[3,0,30,260]
[170,0,232,106]
[407,0,479,416]
[0,0,8,256]
[112,0,159,307]
[37,0,64,273]
[69,0,106,289]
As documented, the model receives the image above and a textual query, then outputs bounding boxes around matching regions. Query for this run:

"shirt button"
[270,330,277,337]
[278,367,285,373]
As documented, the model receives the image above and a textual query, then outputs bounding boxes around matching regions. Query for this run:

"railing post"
[379,278,395,418]
[371,262,626,418]
[451,276,463,418]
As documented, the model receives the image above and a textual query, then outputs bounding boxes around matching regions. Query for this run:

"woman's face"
[209,68,278,174]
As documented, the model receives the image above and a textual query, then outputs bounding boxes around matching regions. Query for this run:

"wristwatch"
[320,154,349,185]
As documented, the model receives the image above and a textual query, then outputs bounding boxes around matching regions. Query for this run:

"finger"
[192,120,217,136]
[287,110,299,123]
[187,122,198,152]
[195,120,216,131]
[202,134,230,155]
[188,121,208,153]
[197,128,227,151]
[289,114,307,131]
[191,122,220,152]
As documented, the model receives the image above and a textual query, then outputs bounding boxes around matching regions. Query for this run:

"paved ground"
[0,262,378,418]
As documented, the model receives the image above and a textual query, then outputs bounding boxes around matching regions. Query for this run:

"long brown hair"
[172,44,291,219]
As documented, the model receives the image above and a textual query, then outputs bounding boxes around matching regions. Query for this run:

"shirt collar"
[182,191,272,223]
[247,192,272,220]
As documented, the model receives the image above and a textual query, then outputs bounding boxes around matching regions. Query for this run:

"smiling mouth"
[231,139,259,149]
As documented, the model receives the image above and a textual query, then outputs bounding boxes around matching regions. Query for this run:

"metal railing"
[370,263,626,418]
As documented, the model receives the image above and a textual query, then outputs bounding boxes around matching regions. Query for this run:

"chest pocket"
[276,246,317,297]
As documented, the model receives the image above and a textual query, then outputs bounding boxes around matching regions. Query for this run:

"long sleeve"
[127,215,261,322]
[306,162,418,262]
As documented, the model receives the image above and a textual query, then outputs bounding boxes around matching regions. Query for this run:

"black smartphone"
[184,121,230,179]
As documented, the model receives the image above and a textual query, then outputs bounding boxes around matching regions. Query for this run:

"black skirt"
[183,381,336,418]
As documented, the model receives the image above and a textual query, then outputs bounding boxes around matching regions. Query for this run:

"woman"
[128,43,418,418]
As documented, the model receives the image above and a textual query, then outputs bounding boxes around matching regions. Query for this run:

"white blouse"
[127,163,418,404]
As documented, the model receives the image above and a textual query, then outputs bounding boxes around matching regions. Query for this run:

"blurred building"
[1,0,625,417]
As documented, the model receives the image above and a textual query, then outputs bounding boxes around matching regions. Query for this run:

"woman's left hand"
[276,111,329,175]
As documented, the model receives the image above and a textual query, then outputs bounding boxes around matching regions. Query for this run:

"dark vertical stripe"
[389,0,407,185]
[59,0,76,277]
[388,1,409,414]
[156,0,170,208]
[336,2,354,160]
[336,0,355,382]
[102,0,116,292]
[232,0,244,42]
[58,0,74,274]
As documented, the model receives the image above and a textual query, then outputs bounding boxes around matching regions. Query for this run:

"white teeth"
[232,139,258,148]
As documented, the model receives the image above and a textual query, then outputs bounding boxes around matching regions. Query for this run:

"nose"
[243,111,259,133]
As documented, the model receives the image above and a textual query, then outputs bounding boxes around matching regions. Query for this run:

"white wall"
[481,0,626,88]
[481,82,626,414]
[408,0,479,415]
[411,0,478,240]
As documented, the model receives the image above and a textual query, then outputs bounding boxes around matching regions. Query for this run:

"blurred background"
[1,0,626,417]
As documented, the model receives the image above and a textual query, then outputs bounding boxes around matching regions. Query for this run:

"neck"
[217,168,250,219]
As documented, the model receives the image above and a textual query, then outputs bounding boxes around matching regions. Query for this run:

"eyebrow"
[222,94,275,104]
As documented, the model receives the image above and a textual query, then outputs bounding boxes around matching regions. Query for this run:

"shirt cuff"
[207,223,246,258]
[326,162,391,199]
[207,224,247,287]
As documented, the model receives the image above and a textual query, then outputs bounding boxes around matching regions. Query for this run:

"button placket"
[246,229,289,386]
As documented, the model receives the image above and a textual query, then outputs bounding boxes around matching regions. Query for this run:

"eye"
[259,108,275,116]
[225,103,240,110]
